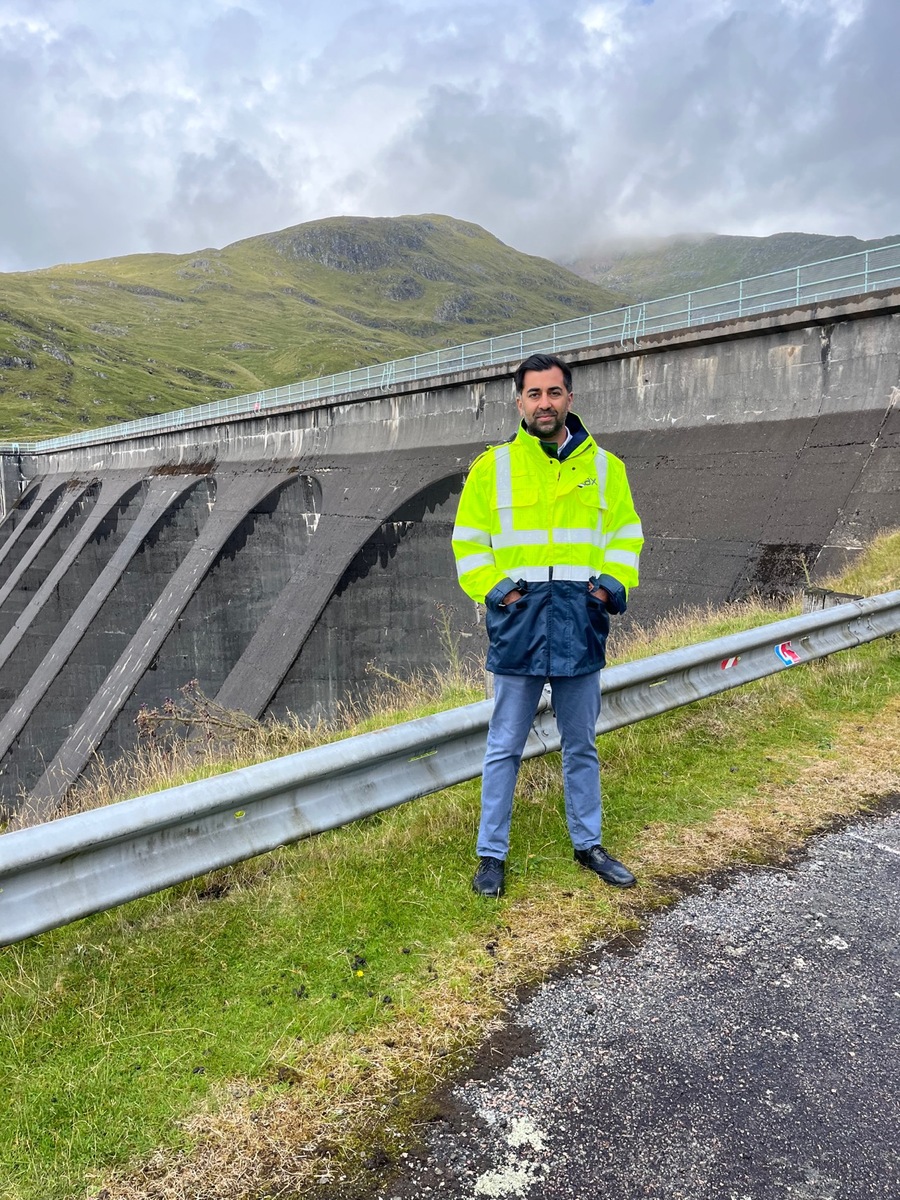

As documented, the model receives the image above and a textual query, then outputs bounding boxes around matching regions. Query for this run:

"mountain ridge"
[0,214,623,440]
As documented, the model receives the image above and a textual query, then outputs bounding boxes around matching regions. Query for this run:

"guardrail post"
[801,586,864,612]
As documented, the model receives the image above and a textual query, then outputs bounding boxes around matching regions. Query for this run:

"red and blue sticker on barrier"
[720,643,802,671]
[774,640,801,666]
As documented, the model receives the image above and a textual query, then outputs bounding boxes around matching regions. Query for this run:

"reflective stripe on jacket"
[452,414,643,676]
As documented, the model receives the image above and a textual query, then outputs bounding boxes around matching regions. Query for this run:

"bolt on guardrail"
[2,241,899,457]
[2,589,899,946]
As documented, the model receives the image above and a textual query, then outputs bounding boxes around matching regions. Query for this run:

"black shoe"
[574,845,636,888]
[473,856,505,897]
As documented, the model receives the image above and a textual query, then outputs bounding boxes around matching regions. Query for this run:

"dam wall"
[1,289,898,816]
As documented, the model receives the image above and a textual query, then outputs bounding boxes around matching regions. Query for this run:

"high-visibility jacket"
[452,414,643,676]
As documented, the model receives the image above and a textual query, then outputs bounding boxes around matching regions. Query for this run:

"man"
[452,353,643,897]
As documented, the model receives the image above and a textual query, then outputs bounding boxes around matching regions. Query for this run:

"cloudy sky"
[1,0,898,272]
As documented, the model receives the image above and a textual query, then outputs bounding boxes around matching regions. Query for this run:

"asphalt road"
[365,805,900,1200]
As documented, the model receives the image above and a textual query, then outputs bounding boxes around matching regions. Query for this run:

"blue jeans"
[477,672,602,859]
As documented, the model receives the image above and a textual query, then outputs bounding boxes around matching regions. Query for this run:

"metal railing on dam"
[3,589,898,946]
[2,240,899,458]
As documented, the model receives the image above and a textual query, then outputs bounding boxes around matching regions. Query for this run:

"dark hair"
[513,353,572,394]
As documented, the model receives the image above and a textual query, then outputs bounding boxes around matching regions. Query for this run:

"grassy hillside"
[562,230,900,300]
[0,215,624,441]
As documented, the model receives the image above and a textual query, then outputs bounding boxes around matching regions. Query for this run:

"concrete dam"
[0,289,898,817]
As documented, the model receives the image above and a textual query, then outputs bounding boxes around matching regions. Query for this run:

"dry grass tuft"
[608,596,791,663]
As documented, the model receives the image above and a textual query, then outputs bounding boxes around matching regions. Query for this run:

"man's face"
[516,366,573,444]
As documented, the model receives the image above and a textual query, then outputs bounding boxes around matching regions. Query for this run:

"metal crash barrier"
[1,590,899,946]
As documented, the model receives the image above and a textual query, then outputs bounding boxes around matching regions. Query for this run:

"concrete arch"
[28,469,319,817]
[0,474,149,713]
[0,479,101,640]
[269,469,469,720]
[0,473,215,817]
[0,481,70,581]
[0,478,40,547]
[95,471,323,765]
[215,448,468,718]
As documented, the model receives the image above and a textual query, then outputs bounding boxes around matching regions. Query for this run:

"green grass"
[0,214,625,440]
[1,533,899,1200]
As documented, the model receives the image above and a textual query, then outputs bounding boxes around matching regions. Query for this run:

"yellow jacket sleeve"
[598,452,643,597]
[451,451,511,604]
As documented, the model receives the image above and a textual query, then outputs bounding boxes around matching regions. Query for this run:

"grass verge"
[1,532,899,1200]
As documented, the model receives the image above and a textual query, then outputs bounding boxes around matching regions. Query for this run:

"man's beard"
[526,411,566,439]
